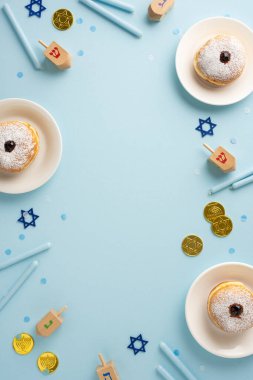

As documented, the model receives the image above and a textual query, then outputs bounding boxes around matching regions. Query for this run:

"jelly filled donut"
[0,121,39,173]
[208,281,253,333]
[194,35,246,86]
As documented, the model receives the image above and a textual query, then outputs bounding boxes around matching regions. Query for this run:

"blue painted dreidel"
[36,306,67,337]
[96,354,120,380]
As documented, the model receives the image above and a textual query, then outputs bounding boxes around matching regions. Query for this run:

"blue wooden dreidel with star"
[36,306,67,337]
[38,40,72,70]
[96,354,120,380]
[203,144,236,173]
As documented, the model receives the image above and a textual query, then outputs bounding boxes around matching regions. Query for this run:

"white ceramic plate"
[0,98,62,194]
[176,17,253,106]
[185,262,253,358]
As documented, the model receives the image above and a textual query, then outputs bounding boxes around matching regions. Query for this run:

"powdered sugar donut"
[0,121,39,173]
[194,35,246,86]
[208,281,253,334]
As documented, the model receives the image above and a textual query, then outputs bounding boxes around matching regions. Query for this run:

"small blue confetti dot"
[229,248,235,254]
[76,17,84,24]
[224,13,231,17]
[17,72,23,78]
[61,213,67,221]
[172,28,180,35]
[90,25,96,32]
[4,248,12,255]
[24,316,30,323]
[77,50,84,56]
[173,349,180,356]
[241,215,247,222]
[230,138,237,144]
[19,234,25,240]
[40,278,47,285]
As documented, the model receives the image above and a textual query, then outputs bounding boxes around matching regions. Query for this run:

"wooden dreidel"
[36,306,67,337]
[96,354,120,380]
[148,0,174,21]
[38,40,72,70]
[203,144,236,173]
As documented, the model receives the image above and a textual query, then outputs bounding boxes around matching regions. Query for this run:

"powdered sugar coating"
[197,35,246,83]
[0,121,36,171]
[210,284,253,333]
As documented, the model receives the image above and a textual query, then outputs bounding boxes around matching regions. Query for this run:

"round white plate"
[185,262,253,358]
[0,98,62,194]
[176,17,253,106]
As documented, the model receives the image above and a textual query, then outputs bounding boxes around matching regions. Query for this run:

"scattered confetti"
[195,117,217,138]
[90,25,96,32]
[19,234,25,240]
[241,215,247,222]
[127,334,148,355]
[173,349,180,356]
[77,50,84,56]
[76,17,84,24]
[17,72,23,78]
[4,248,12,255]
[24,316,30,323]
[18,209,39,229]
[229,248,235,254]
[230,138,237,144]
[25,0,46,18]
[172,28,180,35]
[61,214,67,221]
[40,278,47,285]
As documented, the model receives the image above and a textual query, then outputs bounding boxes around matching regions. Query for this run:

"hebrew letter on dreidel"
[103,373,112,380]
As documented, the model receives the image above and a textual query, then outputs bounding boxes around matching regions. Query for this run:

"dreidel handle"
[98,353,106,367]
[203,143,215,154]
[57,305,68,317]
[38,40,48,49]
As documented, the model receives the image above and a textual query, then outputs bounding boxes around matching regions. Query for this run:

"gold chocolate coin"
[52,9,74,31]
[12,333,34,355]
[37,352,59,374]
[204,202,225,223]
[211,215,233,237]
[182,235,203,256]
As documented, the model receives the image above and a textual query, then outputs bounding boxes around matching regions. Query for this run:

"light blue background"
[0,0,253,379]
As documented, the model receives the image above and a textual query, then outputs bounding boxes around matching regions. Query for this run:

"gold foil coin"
[52,9,74,31]
[182,235,203,256]
[211,215,233,237]
[12,333,34,355]
[204,202,225,223]
[37,352,59,374]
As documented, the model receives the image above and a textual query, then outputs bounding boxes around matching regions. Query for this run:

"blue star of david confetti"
[25,0,46,18]
[127,334,148,355]
[17,208,39,229]
[195,117,217,138]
